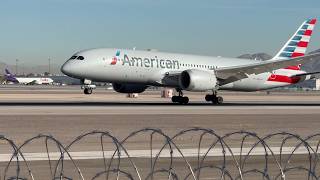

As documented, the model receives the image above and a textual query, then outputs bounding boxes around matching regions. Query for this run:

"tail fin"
[5,68,13,76]
[272,18,317,60]
[4,68,19,83]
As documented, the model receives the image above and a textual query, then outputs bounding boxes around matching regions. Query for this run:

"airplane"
[4,69,54,85]
[61,18,320,104]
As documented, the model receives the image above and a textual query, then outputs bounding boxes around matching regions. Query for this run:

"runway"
[0,87,320,148]
[0,86,320,179]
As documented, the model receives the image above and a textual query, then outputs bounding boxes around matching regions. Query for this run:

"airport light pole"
[48,58,51,75]
[21,63,24,76]
[15,59,19,75]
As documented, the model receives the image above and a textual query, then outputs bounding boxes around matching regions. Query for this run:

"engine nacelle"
[179,69,218,91]
[112,83,147,93]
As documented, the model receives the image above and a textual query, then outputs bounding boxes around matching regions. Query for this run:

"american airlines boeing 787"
[61,18,320,104]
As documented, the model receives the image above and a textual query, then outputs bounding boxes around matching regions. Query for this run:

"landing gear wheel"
[205,93,223,104]
[84,88,92,95]
[205,94,213,102]
[172,96,189,104]
[180,96,189,105]
[171,96,178,103]
[171,89,189,104]
[212,96,223,104]
[216,96,223,104]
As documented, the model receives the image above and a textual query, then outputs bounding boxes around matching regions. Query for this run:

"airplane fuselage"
[15,77,54,85]
[62,48,308,92]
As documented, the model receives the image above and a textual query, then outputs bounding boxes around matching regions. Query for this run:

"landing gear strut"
[171,89,189,104]
[205,91,223,104]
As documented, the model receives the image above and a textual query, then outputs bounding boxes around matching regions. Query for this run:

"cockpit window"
[70,56,77,60]
[77,56,84,60]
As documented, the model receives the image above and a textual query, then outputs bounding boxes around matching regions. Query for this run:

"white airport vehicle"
[61,18,320,104]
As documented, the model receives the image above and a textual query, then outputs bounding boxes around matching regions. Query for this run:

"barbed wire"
[1,128,320,180]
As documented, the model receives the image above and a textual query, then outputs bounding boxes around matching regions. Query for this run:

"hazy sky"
[0,0,319,66]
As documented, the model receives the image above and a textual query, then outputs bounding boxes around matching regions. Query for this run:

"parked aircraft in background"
[61,18,320,104]
[4,69,54,85]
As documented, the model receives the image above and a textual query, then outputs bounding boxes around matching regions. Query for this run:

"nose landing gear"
[205,91,223,104]
[171,89,189,104]
[84,88,93,95]
[81,79,96,95]
[82,85,96,95]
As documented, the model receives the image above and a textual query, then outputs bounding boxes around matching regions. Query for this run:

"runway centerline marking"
[0,146,314,162]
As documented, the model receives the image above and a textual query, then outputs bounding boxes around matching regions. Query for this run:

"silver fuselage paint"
[61,48,306,92]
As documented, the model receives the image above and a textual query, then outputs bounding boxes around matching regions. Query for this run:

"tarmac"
[0,85,320,179]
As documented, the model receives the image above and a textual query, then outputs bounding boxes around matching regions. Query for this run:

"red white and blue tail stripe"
[272,18,317,60]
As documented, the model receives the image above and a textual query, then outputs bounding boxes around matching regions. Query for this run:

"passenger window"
[77,56,85,60]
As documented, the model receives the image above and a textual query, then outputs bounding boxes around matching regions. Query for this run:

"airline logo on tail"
[274,18,317,60]
[267,18,317,84]
[111,50,121,65]
[4,69,19,83]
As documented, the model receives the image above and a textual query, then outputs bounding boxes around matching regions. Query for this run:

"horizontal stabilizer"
[291,71,320,77]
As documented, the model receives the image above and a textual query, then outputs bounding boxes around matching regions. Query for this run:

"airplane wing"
[215,53,320,85]
[26,80,37,85]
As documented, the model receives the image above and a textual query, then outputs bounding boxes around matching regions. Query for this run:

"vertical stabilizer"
[4,68,19,83]
[272,18,317,60]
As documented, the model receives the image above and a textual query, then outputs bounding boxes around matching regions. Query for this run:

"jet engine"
[112,83,147,93]
[179,69,218,91]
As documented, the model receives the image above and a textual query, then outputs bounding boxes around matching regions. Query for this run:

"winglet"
[272,18,317,60]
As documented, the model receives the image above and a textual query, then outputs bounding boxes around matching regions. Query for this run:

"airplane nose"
[61,62,71,76]
[61,61,78,77]
[61,60,87,79]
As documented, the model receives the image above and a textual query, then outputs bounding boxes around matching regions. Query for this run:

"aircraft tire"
[182,96,189,104]
[216,96,223,104]
[172,96,189,104]
[210,96,223,104]
[171,96,178,103]
[205,94,214,102]
[84,88,92,95]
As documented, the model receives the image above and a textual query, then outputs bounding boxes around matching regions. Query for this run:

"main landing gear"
[171,89,189,104]
[205,91,223,104]
[171,89,224,105]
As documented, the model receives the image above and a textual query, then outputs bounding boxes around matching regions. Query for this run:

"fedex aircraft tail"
[5,68,13,76]
[4,68,19,83]
[272,18,317,60]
